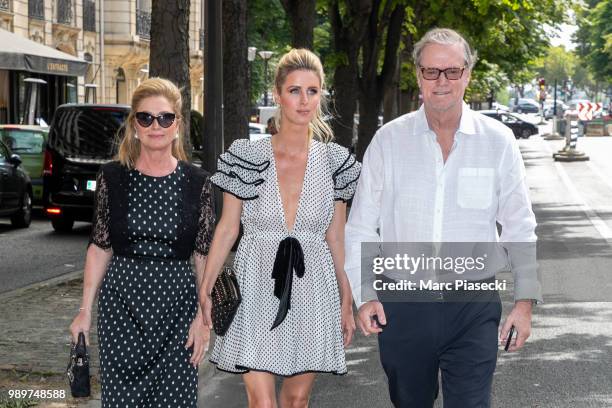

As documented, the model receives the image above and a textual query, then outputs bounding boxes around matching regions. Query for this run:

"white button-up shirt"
[345,103,541,307]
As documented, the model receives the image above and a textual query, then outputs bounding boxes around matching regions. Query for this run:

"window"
[1,130,45,154]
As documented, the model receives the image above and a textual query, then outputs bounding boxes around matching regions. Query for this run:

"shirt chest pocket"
[457,167,495,210]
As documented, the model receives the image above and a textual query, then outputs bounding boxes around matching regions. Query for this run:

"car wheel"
[11,191,32,228]
[51,215,75,232]
[521,129,532,139]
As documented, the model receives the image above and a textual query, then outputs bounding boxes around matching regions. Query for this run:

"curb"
[0,270,84,301]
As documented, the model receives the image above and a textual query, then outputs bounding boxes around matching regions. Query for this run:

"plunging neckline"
[270,138,313,235]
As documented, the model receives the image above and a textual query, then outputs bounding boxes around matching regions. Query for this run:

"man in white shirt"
[345,28,542,407]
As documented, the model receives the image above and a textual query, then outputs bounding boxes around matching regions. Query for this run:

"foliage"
[534,46,576,83]
[247,0,292,105]
[574,0,612,85]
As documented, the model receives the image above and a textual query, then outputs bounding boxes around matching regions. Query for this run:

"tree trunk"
[280,0,316,49]
[383,60,400,123]
[331,62,359,148]
[355,3,405,160]
[149,0,192,155]
[222,0,249,149]
[328,0,373,149]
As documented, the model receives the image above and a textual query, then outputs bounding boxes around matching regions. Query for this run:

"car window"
[0,142,7,162]
[1,130,45,154]
[49,108,128,159]
[249,126,262,134]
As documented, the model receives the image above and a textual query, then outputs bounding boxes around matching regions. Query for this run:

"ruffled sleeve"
[327,142,362,202]
[194,177,216,257]
[88,168,112,250]
[210,139,270,200]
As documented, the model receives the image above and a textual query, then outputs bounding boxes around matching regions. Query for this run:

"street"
[1,128,612,407]
[0,213,89,293]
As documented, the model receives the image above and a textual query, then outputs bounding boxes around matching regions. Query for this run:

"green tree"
[575,0,612,86]
[534,47,576,84]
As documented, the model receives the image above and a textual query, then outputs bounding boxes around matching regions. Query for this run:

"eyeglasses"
[419,66,466,81]
[135,112,176,128]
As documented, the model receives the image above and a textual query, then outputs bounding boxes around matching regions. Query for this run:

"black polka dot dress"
[209,138,361,376]
[90,162,215,407]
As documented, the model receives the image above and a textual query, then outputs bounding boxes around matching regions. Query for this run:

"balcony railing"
[57,0,72,25]
[0,0,10,12]
[136,9,151,40]
[199,28,204,50]
[28,0,44,20]
[83,0,95,32]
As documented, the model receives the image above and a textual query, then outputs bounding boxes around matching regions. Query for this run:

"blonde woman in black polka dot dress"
[69,78,215,408]
[199,49,361,407]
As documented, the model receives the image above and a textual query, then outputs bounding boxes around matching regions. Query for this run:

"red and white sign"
[578,102,602,121]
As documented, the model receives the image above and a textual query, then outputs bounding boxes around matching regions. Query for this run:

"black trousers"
[378,294,501,408]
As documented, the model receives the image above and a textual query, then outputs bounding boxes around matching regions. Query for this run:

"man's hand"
[357,300,386,336]
[499,300,533,352]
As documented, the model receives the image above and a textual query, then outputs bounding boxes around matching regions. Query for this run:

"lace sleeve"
[88,169,112,250]
[194,177,216,257]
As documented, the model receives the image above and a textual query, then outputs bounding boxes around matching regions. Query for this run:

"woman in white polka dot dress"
[199,49,361,406]
[69,78,215,408]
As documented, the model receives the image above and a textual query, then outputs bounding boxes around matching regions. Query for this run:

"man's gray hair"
[413,28,477,70]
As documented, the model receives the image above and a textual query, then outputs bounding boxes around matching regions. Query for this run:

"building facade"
[0,0,204,125]
[103,0,204,111]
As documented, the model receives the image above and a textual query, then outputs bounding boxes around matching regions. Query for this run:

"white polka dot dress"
[209,138,361,376]
[90,162,215,407]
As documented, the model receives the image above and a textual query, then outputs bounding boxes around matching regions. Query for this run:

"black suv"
[43,104,129,231]
[0,140,32,228]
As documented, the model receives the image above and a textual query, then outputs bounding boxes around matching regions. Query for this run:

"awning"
[0,28,89,76]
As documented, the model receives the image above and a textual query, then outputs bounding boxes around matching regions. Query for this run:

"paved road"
[0,212,90,293]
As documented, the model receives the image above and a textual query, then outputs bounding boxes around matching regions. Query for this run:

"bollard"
[553,113,589,162]
[543,117,564,140]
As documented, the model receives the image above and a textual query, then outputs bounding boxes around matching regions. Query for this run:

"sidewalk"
[0,266,219,408]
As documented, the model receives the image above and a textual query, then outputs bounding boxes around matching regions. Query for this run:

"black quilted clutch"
[211,266,241,336]
[66,332,90,398]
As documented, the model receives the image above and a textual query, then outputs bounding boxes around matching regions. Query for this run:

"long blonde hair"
[273,49,334,143]
[116,77,188,168]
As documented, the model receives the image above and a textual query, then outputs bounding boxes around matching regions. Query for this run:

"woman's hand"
[69,310,92,346]
[199,293,214,330]
[185,309,211,368]
[341,303,356,347]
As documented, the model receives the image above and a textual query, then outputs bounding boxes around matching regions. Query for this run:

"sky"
[549,23,578,50]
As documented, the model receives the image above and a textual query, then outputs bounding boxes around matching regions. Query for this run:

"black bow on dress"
[270,236,305,330]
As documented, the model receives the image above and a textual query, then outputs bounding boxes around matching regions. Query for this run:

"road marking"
[538,139,612,241]
[587,160,612,193]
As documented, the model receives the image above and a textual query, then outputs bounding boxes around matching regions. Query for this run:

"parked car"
[543,101,568,119]
[479,110,538,139]
[43,104,130,232]
[511,98,540,114]
[0,125,48,205]
[0,139,32,228]
[249,122,271,141]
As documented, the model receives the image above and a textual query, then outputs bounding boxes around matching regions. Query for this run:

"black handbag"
[211,266,241,336]
[66,332,91,398]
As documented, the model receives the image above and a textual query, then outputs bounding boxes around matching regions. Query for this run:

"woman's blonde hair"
[273,48,334,143]
[116,77,188,168]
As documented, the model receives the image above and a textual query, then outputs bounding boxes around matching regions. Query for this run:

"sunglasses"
[419,66,466,81]
[135,111,176,128]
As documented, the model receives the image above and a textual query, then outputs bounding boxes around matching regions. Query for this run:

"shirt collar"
[414,102,477,137]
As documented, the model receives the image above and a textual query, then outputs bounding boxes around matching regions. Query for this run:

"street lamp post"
[258,50,273,106]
